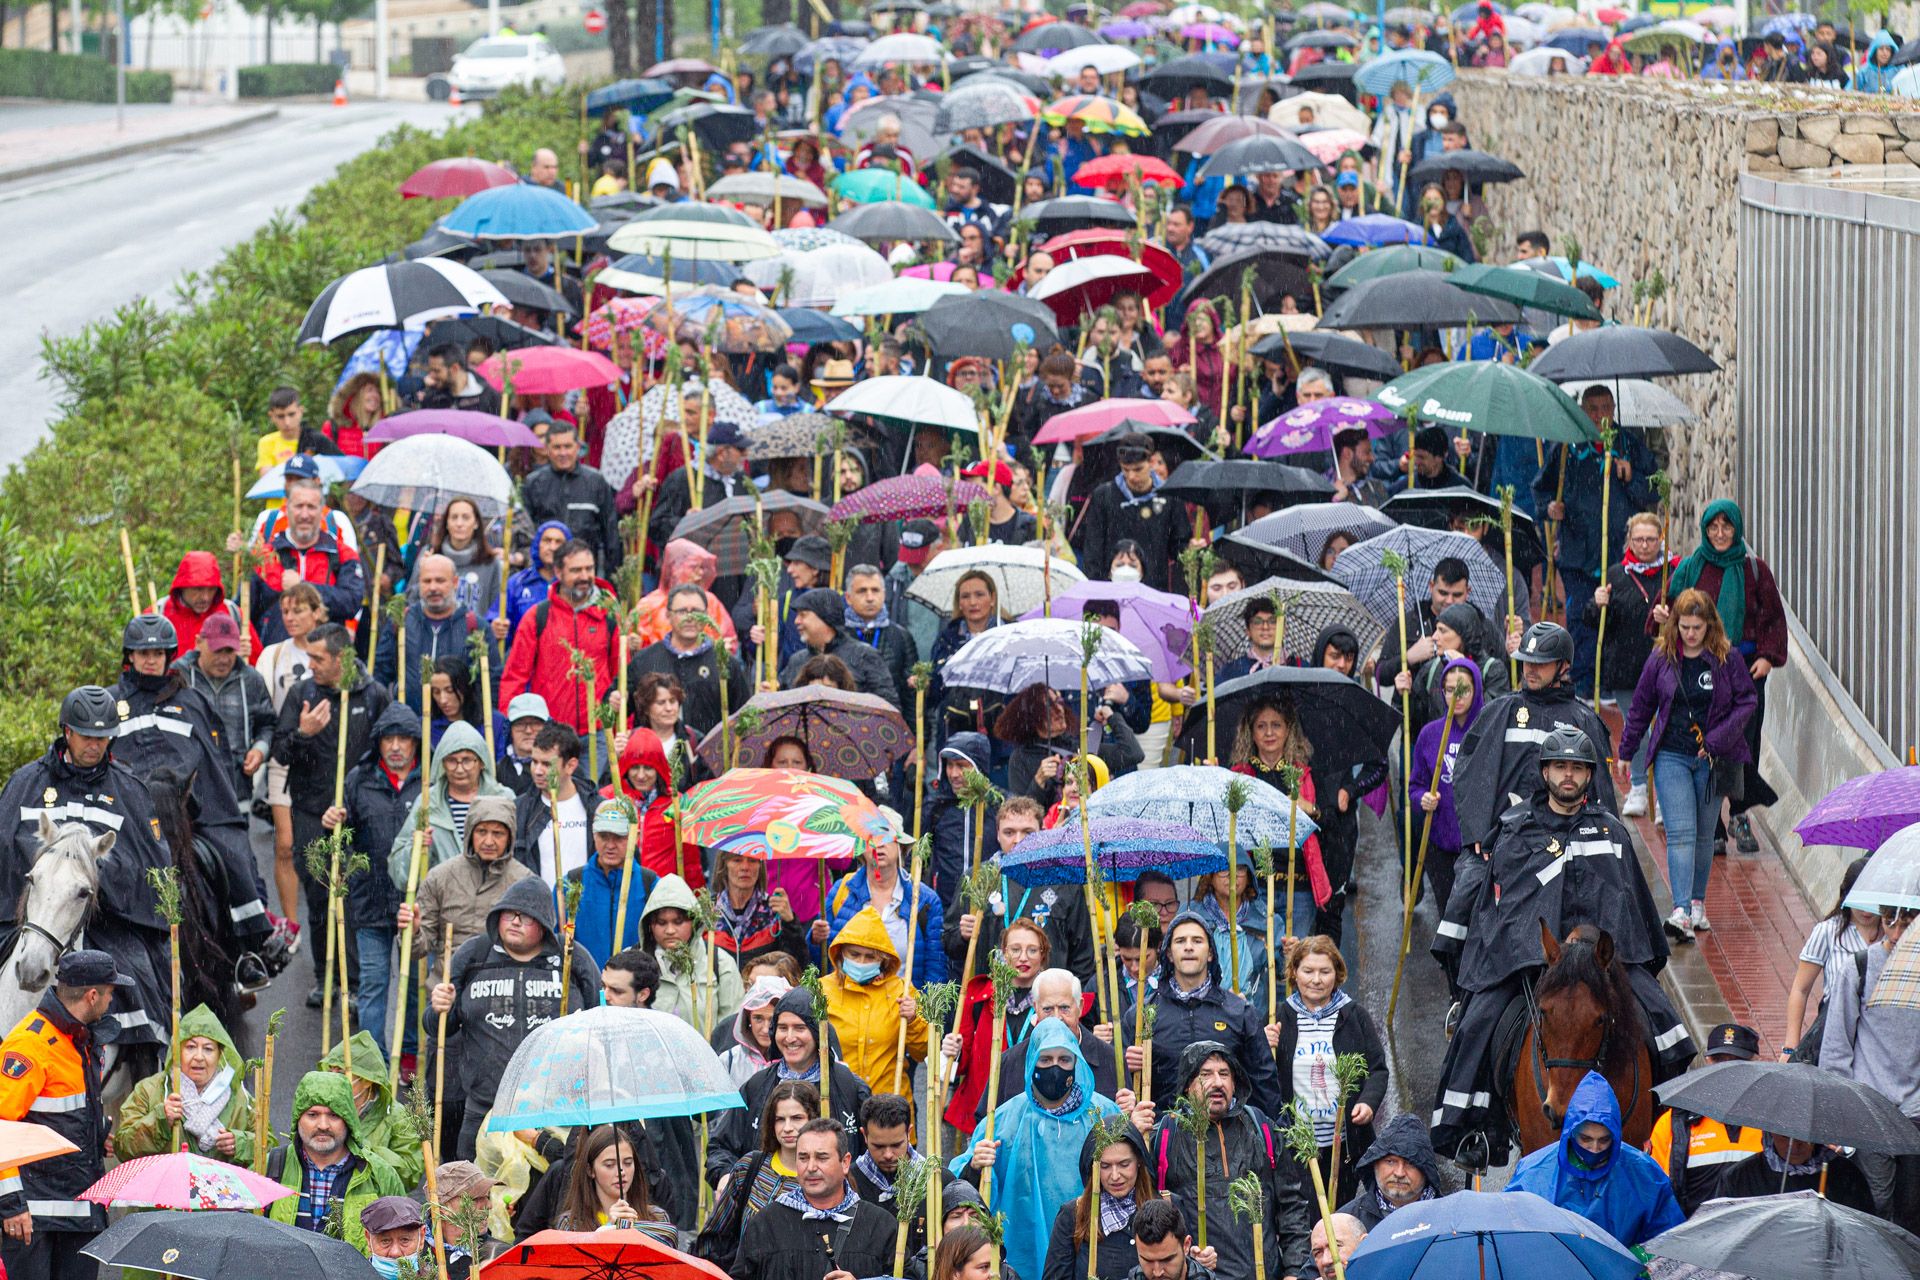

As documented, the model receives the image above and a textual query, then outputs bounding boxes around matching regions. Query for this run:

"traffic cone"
[448,82,462,107]
[332,78,347,107]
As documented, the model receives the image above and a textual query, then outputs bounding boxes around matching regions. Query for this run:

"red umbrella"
[1119,0,1166,15]
[476,347,623,396]
[1030,229,1183,307]
[1072,154,1184,190]
[1026,254,1164,323]
[1031,397,1198,446]
[483,1230,732,1280]
[399,157,519,200]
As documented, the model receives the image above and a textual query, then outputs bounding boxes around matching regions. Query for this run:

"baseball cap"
[56,950,134,989]
[961,458,1015,487]
[506,694,551,724]
[360,1196,426,1234]
[898,519,940,566]
[282,454,322,480]
[1336,171,1360,188]
[199,613,244,653]
[1703,1023,1760,1060]
[593,802,633,837]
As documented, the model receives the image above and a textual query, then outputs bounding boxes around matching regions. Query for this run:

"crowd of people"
[5,4,1919,1280]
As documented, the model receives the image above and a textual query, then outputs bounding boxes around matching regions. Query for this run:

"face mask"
[1033,1064,1073,1098]
[1111,566,1143,583]
[369,1256,419,1280]
[1567,1141,1611,1172]
[841,958,883,984]
[1429,112,1448,128]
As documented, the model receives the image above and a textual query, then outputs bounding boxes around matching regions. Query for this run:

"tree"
[606,0,632,77]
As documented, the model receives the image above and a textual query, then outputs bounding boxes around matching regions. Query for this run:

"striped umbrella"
[1040,93,1150,136]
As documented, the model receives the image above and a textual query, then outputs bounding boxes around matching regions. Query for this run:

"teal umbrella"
[1325,244,1463,292]
[831,168,937,208]
[1374,361,1599,443]
[1449,263,1602,320]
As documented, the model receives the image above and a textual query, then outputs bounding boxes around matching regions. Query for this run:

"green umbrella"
[1325,244,1464,292]
[1373,360,1599,443]
[830,168,937,208]
[1448,263,1602,320]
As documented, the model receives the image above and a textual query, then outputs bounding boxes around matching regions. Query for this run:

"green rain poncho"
[113,1004,262,1164]
[318,1029,425,1189]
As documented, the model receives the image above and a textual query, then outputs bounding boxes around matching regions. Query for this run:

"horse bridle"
[1522,973,1640,1124]
[18,917,86,962]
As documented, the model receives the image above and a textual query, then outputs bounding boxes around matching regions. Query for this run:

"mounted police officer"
[0,687,173,1057]
[1428,727,1690,1169]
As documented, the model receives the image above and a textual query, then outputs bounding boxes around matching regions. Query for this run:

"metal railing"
[1737,173,1920,758]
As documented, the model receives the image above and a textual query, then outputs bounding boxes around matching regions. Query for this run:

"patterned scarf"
[180,1065,234,1150]
[1167,975,1214,1004]
[1761,1139,1828,1178]
[716,889,776,947]
[1098,1191,1136,1238]
[776,1182,861,1221]
[1374,1183,1436,1219]
[1113,470,1165,510]
[776,1058,822,1083]
[854,1149,921,1202]
[1039,1080,1085,1116]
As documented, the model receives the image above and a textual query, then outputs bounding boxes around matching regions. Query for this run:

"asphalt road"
[0,100,458,472]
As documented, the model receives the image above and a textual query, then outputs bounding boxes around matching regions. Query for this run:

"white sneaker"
[1622,784,1648,817]
[1665,907,1695,942]
[1691,901,1711,931]
[1654,805,1665,827]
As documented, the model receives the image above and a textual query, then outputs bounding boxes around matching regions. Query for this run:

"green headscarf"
[1669,498,1748,642]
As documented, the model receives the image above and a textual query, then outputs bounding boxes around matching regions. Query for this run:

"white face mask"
[1429,112,1449,129]
[1111,565,1143,583]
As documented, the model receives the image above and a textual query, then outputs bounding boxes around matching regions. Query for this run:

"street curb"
[0,106,280,186]
[1626,820,1735,1053]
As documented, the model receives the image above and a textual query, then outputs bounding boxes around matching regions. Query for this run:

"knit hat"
[793,587,846,627]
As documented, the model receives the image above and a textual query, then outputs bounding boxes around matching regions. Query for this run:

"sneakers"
[1665,907,1696,942]
[1622,784,1648,817]
[306,985,324,1009]
[1691,900,1712,932]
[1732,814,1760,853]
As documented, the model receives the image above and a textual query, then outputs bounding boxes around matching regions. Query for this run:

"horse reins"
[1522,973,1641,1127]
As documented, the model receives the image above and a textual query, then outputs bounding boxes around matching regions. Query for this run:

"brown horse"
[1510,922,1654,1158]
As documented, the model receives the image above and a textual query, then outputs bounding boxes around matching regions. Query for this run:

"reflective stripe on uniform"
[1685,1146,1752,1167]
[114,714,194,738]
[115,1010,154,1034]
[1653,1022,1692,1051]
[1436,920,1469,939]
[1504,728,1549,744]
[231,900,267,922]
[1441,1089,1490,1110]
[0,1174,21,1196]
[27,1094,87,1114]
[26,1200,94,1218]
[1535,839,1623,886]
[19,805,124,831]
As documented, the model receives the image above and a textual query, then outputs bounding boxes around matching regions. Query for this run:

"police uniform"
[0,952,127,1280]
[1646,1023,1765,1215]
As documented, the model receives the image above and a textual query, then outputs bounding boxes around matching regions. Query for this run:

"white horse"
[0,815,130,1109]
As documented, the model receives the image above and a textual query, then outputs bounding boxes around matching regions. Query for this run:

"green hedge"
[0,87,578,773]
[0,48,172,103]
[237,62,340,98]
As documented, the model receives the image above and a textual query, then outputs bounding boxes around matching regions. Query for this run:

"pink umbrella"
[399,156,519,200]
[1296,128,1372,165]
[476,347,623,396]
[367,408,543,449]
[829,473,991,524]
[83,1152,297,1211]
[1033,397,1198,445]
[1021,578,1198,682]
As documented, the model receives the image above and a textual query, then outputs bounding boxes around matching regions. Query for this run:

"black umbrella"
[657,101,761,150]
[1011,21,1108,53]
[1197,134,1326,181]
[1647,1191,1920,1280]
[1409,148,1526,187]
[298,259,506,346]
[1287,60,1360,97]
[403,227,478,260]
[1181,248,1316,313]
[1655,1060,1920,1155]
[827,200,959,244]
[944,144,1020,205]
[1180,664,1402,775]
[1161,458,1334,528]
[1250,329,1403,380]
[1286,28,1360,51]
[921,292,1061,361]
[795,36,868,75]
[480,268,578,317]
[1383,486,1545,568]
[1138,54,1234,99]
[1089,420,1218,467]
[430,313,563,351]
[740,23,807,57]
[1236,77,1304,114]
[777,307,862,346]
[956,64,1052,95]
[1528,324,1721,382]
[1016,195,1139,235]
[1216,531,1341,587]
[1150,108,1221,159]
[83,1204,378,1280]
[1318,273,1520,330]
[466,249,525,270]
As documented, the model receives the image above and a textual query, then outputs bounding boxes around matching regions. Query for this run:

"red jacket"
[1230,761,1331,907]
[499,587,618,735]
[161,551,263,662]
[599,728,702,889]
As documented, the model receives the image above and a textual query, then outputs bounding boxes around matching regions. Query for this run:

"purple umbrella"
[1000,817,1226,887]
[829,473,990,525]
[368,409,544,449]
[1322,214,1428,248]
[1245,396,1399,459]
[1099,19,1154,38]
[1181,22,1241,45]
[1795,768,1920,852]
[1020,578,1199,683]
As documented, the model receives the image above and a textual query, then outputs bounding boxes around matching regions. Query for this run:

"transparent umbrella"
[1087,763,1318,849]
[486,1006,743,1130]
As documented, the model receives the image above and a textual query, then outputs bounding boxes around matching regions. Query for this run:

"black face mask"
[1033,1064,1073,1100]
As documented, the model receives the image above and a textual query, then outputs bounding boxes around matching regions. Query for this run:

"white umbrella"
[349,433,512,518]
[743,242,896,308]
[1560,379,1697,429]
[936,618,1154,693]
[1508,46,1587,76]
[705,172,830,208]
[1268,91,1372,135]
[825,375,980,432]
[1046,45,1142,76]
[606,207,781,262]
[908,545,1088,619]
[853,31,946,67]
[830,277,970,318]
[1027,254,1159,313]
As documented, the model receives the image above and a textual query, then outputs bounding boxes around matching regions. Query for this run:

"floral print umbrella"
[680,767,888,861]
[83,1153,297,1211]
[828,473,991,525]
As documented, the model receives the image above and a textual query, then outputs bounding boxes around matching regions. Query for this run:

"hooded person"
[1409,655,1484,947]
[341,701,424,1064]
[386,719,514,889]
[405,792,533,969]
[431,875,601,1159]
[1042,1121,1155,1280]
[1505,1071,1683,1247]
[113,1004,259,1165]
[706,986,873,1179]
[642,873,743,1034]
[267,1069,409,1253]
[602,728,700,888]
[1848,28,1901,91]
[1336,1114,1443,1232]
[820,907,930,1093]
[778,587,901,707]
[927,731,997,903]
[952,1018,1126,1280]
[318,1030,425,1189]
[632,540,741,651]
[502,519,571,639]
[1129,910,1285,1118]
[1147,1041,1312,1280]
[161,550,261,662]
[715,975,792,1087]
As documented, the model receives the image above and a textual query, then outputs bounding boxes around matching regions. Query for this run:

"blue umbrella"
[333,328,419,388]
[1543,255,1620,288]
[441,183,598,241]
[1001,818,1226,888]
[247,455,366,501]
[777,307,862,345]
[1353,48,1455,95]
[1546,28,1609,54]
[586,77,675,115]
[1323,214,1427,248]
[1086,764,1319,850]
[1345,1190,1641,1280]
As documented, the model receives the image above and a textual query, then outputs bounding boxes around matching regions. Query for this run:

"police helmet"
[1537,726,1598,768]
[122,613,178,653]
[60,686,119,735]
[1515,622,1573,665]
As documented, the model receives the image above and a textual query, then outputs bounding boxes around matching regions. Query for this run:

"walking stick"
[1547,445,1570,620]
[1592,423,1616,715]
[1389,699,1457,1029]
[890,1157,931,1280]
[1123,902,1159,1095]
[978,950,1017,1212]
[469,629,496,767]
[1252,841,1277,1019]
[119,526,141,616]
[558,879,584,1017]
[1278,766,1302,998]
[800,966,832,1122]
[319,647,362,1058]
[1500,486,1519,688]
[611,792,642,965]
[911,662,933,842]
[1223,779,1249,993]
[146,867,184,1151]
[1383,549,1413,904]
[918,979,959,1249]
[892,835,930,1097]
[366,545,388,684]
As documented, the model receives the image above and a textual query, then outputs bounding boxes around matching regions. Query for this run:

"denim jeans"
[1560,568,1599,694]
[1652,751,1716,910]
[354,925,417,1058]
[1610,690,1649,787]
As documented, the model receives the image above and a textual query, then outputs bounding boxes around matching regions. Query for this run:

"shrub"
[236,63,341,98]
[0,49,171,103]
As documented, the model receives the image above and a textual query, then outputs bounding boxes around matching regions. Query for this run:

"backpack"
[1789,945,1870,1065]
[1153,1111,1281,1187]
[691,1151,766,1270]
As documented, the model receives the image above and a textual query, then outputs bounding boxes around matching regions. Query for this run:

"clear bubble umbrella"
[485,1005,744,1130]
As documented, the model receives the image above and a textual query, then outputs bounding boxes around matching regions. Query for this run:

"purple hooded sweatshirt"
[1407,656,1485,852]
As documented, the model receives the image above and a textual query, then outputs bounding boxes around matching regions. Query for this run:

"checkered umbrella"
[1202,576,1385,663]
[669,492,832,575]
[1331,525,1505,629]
